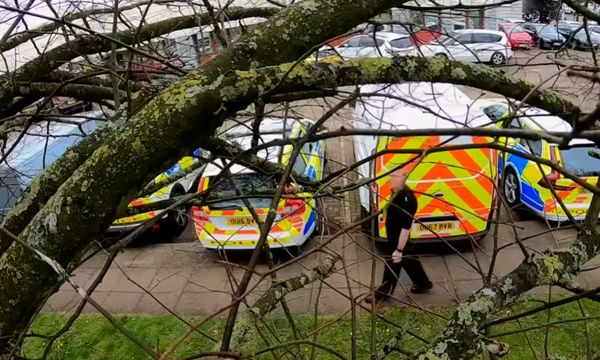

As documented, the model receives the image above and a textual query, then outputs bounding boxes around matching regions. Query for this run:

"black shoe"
[410,283,433,294]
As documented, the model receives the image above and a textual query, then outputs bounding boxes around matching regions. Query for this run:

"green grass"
[22,297,600,359]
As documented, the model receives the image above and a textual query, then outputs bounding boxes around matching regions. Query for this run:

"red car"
[499,23,534,49]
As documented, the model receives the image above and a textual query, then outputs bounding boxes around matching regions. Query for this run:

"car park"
[419,29,512,65]
[190,117,326,251]
[328,32,417,59]
[499,23,534,49]
[480,100,600,222]
[521,23,565,49]
[353,82,497,244]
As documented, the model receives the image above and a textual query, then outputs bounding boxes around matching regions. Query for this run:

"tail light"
[282,198,305,216]
[537,147,575,191]
[191,207,208,221]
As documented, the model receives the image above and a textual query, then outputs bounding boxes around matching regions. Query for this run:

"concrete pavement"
[45,218,591,315]
[44,48,600,315]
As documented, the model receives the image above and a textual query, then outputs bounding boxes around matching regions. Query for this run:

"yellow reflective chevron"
[374,135,496,241]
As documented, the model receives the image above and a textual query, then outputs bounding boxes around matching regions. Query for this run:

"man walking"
[366,152,433,304]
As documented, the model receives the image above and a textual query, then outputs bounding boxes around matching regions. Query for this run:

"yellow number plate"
[227,217,258,226]
[567,208,587,217]
[415,221,458,234]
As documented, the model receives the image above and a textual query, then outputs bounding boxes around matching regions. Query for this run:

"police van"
[353,82,497,244]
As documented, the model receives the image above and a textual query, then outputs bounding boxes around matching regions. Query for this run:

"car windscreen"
[440,32,459,45]
[538,27,560,35]
[575,29,600,40]
[207,173,277,210]
[559,145,600,177]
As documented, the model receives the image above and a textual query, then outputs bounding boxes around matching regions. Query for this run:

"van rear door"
[377,135,496,240]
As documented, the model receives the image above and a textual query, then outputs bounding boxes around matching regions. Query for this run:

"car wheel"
[502,168,521,208]
[162,187,188,238]
[490,52,506,65]
[312,198,325,237]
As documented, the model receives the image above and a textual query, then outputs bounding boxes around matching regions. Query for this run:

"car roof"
[203,117,312,177]
[478,99,575,132]
[354,82,490,131]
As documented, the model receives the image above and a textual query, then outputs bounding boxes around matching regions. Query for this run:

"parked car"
[190,117,327,251]
[557,21,583,39]
[499,23,534,49]
[109,150,207,235]
[521,23,566,49]
[481,100,600,222]
[353,82,497,244]
[568,28,600,50]
[0,110,206,237]
[329,32,416,59]
[419,29,512,65]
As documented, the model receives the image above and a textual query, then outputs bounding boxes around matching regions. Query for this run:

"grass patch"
[22,297,600,359]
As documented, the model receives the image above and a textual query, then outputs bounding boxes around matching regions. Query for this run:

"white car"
[330,31,416,59]
[419,29,512,65]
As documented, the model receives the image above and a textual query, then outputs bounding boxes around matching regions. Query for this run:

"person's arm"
[391,228,411,263]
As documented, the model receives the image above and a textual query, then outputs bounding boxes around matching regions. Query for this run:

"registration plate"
[414,221,458,235]
[578,187,591,194]
[227,217,258,226]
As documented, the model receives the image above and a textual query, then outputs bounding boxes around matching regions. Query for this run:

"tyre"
[311,198,325,237]
[161,186,188,238]
[502,168,521,208]
[571,40,578,50]
[490,52,506,65]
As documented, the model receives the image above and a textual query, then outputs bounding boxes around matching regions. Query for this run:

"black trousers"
[380,225,432,294]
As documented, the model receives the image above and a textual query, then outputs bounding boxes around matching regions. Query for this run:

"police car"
[481,99,600,222]
[190,117,326,250]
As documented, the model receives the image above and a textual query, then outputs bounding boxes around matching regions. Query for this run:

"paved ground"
[47,220,594,315]
[45,47,600,316]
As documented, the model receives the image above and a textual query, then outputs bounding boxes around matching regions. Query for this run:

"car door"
[445,32,475,61]
[336,36,364,59]
[357,36,384,57]
[470,33,502,62]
